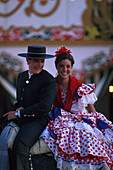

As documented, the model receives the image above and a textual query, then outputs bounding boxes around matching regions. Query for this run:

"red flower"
[55,46,72,57]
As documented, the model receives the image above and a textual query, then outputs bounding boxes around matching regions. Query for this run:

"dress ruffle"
[77,83,96,96]
[71,84,97,113]
[42,111,113,170]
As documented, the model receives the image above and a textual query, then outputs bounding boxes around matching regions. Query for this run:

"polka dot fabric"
[61,91,67,106]
[77,83,96,96]
[42,84,113,170]
[43,111,113,169]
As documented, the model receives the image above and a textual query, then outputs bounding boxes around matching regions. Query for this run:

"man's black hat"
[18,45,55,59]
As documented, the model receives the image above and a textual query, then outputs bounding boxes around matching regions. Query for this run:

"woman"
[42,46,113,170]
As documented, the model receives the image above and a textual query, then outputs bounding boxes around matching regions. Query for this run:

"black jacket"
[13,69,57,122]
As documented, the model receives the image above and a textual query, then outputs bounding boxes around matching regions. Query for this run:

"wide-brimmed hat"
[18,45,55,59]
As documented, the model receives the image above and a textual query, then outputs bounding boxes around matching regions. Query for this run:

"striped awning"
[0,75,16,101]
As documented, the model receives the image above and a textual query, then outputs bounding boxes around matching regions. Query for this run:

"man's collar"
[28,71,33,79]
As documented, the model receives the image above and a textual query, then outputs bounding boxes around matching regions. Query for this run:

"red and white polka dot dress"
[42,84,113,170]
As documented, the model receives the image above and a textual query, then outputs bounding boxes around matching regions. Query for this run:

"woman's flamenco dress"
[41,84,113,170]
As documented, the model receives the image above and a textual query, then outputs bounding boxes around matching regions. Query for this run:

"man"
[4,45,57,170]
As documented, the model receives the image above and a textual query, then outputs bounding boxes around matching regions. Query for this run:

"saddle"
[7,122,52,155]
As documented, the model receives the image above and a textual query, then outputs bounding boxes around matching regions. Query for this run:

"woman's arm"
[86,104,96,113]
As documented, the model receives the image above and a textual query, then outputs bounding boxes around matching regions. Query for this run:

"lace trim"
[56,158,110,170]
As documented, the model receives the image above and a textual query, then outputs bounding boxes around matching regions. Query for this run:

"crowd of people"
[0,45,113,170]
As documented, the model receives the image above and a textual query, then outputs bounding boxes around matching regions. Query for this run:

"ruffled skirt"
[41,109,113,170]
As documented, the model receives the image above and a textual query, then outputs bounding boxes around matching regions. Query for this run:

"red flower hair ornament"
[55,46,72,57]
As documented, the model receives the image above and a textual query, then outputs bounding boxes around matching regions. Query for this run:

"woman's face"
[26,58,45,74]
[57,59,72,80]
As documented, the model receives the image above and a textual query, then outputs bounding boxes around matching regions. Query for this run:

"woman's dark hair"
[55,53,75,68]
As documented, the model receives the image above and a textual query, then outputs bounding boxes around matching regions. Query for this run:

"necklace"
[62,89,67,93]
[58,76,69,93]
[61,85,68,93]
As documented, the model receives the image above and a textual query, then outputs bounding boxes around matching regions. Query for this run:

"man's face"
[26,58,45,74]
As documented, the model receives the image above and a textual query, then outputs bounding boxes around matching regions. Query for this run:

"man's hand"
[3,111,17,120]
[16,107,23,112]
[3,107,23,120]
